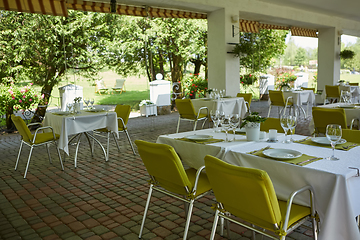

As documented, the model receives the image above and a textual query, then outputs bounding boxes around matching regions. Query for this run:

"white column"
[317,28,341,90]
[208,8,240,97]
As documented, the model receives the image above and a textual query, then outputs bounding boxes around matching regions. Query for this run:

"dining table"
[43,109,118,167]
[321,85,360,103]
[282,89,315,117]
[156,129,360,240]
[191,97,248,118]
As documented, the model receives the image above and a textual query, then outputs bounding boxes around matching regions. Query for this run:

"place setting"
[175,134,224,144]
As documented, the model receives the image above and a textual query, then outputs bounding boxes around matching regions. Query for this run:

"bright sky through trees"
[285,34,358,49]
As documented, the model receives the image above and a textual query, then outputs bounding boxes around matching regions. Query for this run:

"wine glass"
[89,98,95,109]
[221,115,231,142]
[210,110,220,132]
[326,124,342,160]
[84,98,90,109]
[66,102,73,113]
[288,114,297,142]
[280,113,290,143]
[229,113,240,141]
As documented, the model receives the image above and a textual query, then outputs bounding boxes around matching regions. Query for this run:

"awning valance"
[0,0,68,16]
[239,19,259,33]
[291,26,318,37]
[66,0,206,19]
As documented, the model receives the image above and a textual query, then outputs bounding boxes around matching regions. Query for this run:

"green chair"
[135,140,212,240]
[301,87,316,93]
[94,105,136,160]
[95,79,109,94]
[237,93,252,112]
[268,90,293,117]
[260,117,294,134]
[204,155,319,240]
[11,114,64,178]
[112,79,126,94]
[324,85,340,104]
[175,99,208,133]
[342,129,360,143]
[312,107,356,135]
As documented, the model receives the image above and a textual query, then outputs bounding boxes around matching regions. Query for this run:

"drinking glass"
[89,98,95,109]
[288,115,297,142]
[229,113,240,141]
[84,98,90,109]
[326,124,342,160]
[280,114,290,143]
[221,115,231,142]
[210,110,220,132]
[66,102,73,113]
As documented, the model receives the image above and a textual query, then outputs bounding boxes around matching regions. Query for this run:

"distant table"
[282,90,315,116]
[191,97,247,118]
[321,85,360,103]
[44,110,118,167]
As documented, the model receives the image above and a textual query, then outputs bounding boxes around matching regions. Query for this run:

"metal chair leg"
[23,146,34,179]
[201,118,207,129]
[176,117,181,133]
[125,130,136,155]
[112,132,121,152]
[183,199,194,240]
[55,141,64,171]
[139,185,153,238]
[15,141,24,170]
[46,143,52,164]
[106,132,110,161]
[209,210,220,240]
[193,120,198,131]
[267,105,272,117]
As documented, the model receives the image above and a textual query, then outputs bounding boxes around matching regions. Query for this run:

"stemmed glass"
[326,124,342,160]
[280,113,291,143]
[84,98,90,109]
[288,114,297,142]
[229,114,240,141]
[66,102,73,113]
[210,110,220,132]
[221,114,231,142]
[89,98,95,109]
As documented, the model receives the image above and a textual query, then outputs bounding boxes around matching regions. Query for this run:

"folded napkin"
[175,137,224,144]
[53,112,70,116]
[248,147,322,166]
[294,137,359,151]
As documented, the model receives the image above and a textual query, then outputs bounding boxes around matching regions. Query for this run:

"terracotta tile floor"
[0,101,315,240]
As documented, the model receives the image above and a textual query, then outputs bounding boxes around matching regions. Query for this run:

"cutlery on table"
[249,145,270,154]
[297,157,322,165]
[342,144,358,150]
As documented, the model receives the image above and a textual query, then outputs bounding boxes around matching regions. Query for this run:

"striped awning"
[0,0,68,16]
[291,27,318,37]
[66,0,207,19]
[259,23,289,31]
[239,19,259,33]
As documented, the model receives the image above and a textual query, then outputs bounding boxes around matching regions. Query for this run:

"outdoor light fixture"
[111,0,116,13]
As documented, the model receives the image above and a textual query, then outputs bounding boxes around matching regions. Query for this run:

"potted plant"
[240,73,257,93]
[275,72,297,91]
[139,100,157,117]
[240,112,267,141]
[340,50,355,60]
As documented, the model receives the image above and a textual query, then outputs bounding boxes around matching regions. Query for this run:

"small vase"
[245,122,260,141]
[73,102,80,113]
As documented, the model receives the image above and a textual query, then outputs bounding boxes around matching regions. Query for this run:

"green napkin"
[294,137,359,151]
[175,137,224,144]
[248,147,322,166]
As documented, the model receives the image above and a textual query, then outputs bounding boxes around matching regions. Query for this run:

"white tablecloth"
[43,111,118,154]
[157,130,360,240]
[321,85,360,103]
[191,97,247,118]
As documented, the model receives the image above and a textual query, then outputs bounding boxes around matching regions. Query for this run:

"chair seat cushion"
[278,200,310,229]
[95,127,109,132]
[185,168,212,197]
[31,132,60,144]
[197,113,208,120]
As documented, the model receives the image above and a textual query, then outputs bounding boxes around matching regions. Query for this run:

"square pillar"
[208,8,240,96]
[317,28,341,90]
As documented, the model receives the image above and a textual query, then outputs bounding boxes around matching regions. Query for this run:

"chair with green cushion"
[175,99,208,133]
[342,129,360,143]
[301,87,316,93]
[204,155,319,240]
[324,85,340,104]
[11,114,64,179]
[349,83,359,86]
[237,93,252,112]
[135,140,212,240]
[260,117,295,134]
[268,90,293,117]
[312,107,355,135]
[94,104,136,160]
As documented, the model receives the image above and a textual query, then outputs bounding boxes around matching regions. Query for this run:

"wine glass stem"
[331,143,335,158]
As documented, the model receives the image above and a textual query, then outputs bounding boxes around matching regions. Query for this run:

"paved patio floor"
[0,100,315,240]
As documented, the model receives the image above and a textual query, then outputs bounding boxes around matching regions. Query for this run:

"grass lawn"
[48,71,150,111]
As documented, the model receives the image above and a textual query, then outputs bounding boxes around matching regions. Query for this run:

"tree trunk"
[31,85,53,123]
[158,49,165,78]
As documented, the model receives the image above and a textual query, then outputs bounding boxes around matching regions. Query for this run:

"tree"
[232,29,288,73]
[294,47,307,66]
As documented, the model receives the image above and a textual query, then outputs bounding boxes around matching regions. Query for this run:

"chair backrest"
[342,129,360,143]
[135,140,193,195]
[268,90,286,107]
[237,93,252,107]
[260,118,285,133]
[11,114,33,142]
[204,155,282,231]
[96,80,107,89]
[175,99,197,119]
[115,79,125,88]
[325,85,340,98]
[349,82,359,86]
[115,104,131,130]
[312,107,347,134]
[301,87,316,93]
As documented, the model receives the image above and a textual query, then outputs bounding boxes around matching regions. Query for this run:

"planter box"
[140,104,157,117]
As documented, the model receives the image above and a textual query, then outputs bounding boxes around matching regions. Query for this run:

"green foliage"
[240,73,257,85]
[181,74,208,98]
[240,112,267,128]
[340,49,355,60]
[0,83,42,114]
[232,29,288,72]
[294,47,307,66]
